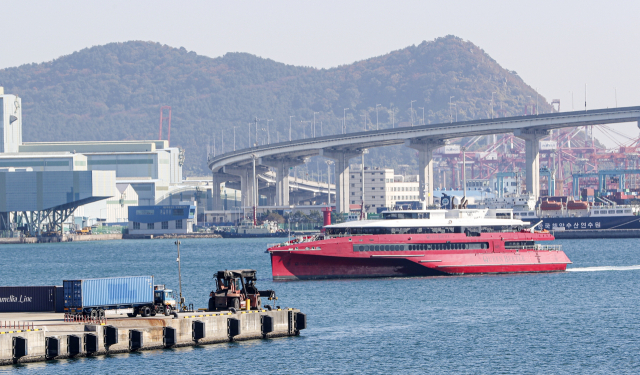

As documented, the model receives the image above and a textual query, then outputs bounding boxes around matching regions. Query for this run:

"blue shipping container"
[63,276,154,309]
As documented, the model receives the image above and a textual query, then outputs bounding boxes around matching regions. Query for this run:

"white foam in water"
[567,265,640,272]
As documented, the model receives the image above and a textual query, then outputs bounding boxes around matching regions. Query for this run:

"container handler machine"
[208,269,277,311]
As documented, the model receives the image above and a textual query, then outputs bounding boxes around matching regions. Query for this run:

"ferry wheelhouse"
[267,208,571,280]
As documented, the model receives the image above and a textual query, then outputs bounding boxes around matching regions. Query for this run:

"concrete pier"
[0,308,305,366]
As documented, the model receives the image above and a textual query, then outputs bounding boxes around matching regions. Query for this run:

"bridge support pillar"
[223,166,257,211]
[515,129,550,200]
[405,139,447,206]
[259,157,307,206]
[321,149,363,214]
[211,172,236,211]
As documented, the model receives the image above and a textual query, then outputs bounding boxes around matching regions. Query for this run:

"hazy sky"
[4,1,640,147]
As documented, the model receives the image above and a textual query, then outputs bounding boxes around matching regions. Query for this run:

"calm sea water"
[1,237,639,374]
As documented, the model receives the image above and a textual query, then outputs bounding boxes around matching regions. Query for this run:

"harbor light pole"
[233,126,236,151]
[419,107,424,125]
[375,104,380,130]
[175,240,184,311]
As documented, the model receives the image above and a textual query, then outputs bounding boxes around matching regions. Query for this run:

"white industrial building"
[0,88,22,153]
[105,184,139,223]
[0,87,195,227]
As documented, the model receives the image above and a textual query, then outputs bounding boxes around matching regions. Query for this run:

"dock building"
[127,204,197,235]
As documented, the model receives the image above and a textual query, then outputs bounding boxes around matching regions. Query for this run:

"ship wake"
[567,265,640,272]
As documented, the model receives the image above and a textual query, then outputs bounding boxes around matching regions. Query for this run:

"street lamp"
[449,96,455,123]
[254,117,259,147]
[325,160,333,204]
[375,104,381,130]
[410,100,416,126]
[361,114,366,132]
[289,116,294,141]
[343,108,349,134]
[300,120,311,139]
[418,107,424,125]
[462,146,467,197]
[491,92,496,119]
[251,154,257,226]
[266,119,273,144]
[391,105,395,128]
[313,112,319,138]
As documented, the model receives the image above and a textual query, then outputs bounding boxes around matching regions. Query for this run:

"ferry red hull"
[269,232,571,280]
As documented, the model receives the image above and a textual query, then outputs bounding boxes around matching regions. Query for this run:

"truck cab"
[152,286,177,316]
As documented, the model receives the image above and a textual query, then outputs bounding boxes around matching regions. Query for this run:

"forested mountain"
[0,35,551,175]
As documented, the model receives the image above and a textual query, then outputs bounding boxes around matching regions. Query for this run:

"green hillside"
[0,35,551,175]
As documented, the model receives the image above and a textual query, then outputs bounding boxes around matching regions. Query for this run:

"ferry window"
[592,210,599,214]
[616,210,623,214]
[504,241,534,249]
[625,210,631,213]
[608,210,615,214]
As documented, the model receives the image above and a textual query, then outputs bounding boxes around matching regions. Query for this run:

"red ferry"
[267,208,571,280]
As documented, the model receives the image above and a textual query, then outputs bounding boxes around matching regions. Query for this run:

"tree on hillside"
[0,36,552,176]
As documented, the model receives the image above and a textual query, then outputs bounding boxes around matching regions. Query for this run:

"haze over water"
[1,237,639,374]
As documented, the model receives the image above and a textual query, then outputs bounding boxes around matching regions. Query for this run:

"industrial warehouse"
[0,88,213,238]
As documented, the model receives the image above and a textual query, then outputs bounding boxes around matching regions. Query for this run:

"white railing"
[505,244,563,251]
[534,244,563,251]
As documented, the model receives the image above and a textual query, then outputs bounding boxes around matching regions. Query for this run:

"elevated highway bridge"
[208,107,640,213]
